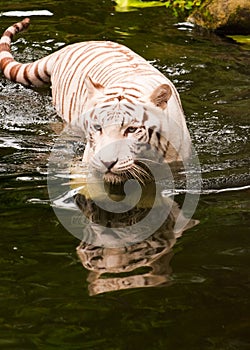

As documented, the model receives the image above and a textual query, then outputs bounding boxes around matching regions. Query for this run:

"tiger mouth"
[101,162,154,184]
[103,171,128,184]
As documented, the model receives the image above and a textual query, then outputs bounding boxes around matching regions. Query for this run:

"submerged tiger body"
[0,18,191,183]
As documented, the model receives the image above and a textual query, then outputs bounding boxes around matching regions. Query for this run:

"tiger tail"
[0,18,54,87]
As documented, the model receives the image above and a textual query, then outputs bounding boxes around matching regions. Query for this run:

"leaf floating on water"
[227,35,250,50]
[115,0,167,12]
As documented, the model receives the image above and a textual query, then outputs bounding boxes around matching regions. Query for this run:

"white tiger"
[0,18,191,183]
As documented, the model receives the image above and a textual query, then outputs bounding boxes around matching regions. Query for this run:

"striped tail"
[0,18,52,87]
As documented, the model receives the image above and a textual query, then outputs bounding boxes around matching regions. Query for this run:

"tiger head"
[81,77,190,184]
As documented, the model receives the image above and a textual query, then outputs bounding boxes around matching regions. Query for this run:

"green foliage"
[115,0,204,15]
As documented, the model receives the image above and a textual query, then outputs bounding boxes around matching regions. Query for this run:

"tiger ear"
[85,76,105,100]
[150,84,172,109]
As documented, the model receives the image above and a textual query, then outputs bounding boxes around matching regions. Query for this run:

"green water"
[0,1,250,349]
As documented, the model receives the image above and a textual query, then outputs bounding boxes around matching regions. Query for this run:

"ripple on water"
[220,247,250,256]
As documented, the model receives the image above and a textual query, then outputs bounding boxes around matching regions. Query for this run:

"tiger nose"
[102,159,118,170]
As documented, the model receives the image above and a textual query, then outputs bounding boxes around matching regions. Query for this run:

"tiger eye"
[126,126,137,133]
[93,124,102,132]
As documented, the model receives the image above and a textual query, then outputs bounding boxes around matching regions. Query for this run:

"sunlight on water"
[0,10,53,17]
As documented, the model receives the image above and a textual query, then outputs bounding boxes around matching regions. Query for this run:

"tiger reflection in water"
[75,190,198,296]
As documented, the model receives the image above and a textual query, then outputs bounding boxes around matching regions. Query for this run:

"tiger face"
[84,119,154,183]
[81,78,187,184]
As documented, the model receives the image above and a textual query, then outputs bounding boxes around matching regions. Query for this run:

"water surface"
[0,1,249,349]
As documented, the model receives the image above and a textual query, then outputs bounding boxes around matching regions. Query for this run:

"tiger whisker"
[128,169,144,185]
[128,164,153,184]
[133,163,152,179]
[136,157,162,165]
[130,166,145,181]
